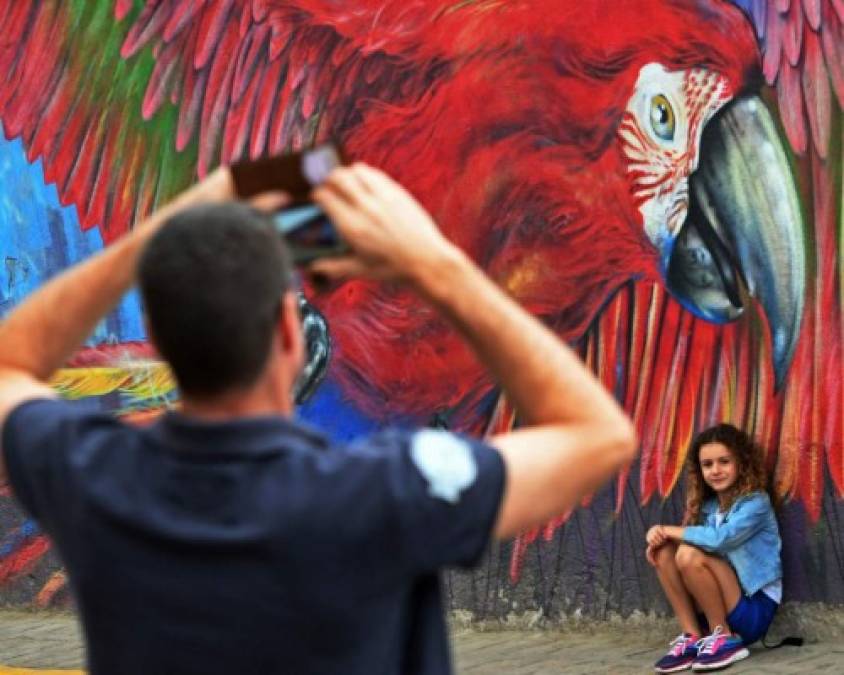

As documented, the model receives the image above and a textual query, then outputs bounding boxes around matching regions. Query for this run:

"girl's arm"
[660,525,685,542]
[675,493,773,554]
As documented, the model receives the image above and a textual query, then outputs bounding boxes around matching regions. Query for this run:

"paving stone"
[0,611,841,673]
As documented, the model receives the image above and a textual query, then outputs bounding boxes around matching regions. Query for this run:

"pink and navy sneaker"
[654,632,699,673]
[692,625,749,671]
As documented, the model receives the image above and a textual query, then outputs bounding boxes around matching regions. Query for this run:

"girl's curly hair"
[682,423,772,525]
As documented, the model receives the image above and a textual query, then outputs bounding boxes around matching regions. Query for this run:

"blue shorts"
[728,590,778,644]
[698,590,778,645]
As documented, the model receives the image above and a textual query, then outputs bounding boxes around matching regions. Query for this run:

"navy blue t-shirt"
[2,399,505,675]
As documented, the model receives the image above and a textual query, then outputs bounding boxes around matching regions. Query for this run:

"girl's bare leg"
[675,544,742,634]
[652,542,703,636]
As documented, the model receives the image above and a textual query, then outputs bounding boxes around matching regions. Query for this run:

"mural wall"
[0,0,842,616]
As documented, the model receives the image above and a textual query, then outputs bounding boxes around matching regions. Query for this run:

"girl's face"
[699,442,738,495]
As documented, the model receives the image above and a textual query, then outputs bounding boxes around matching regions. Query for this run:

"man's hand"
[309,163,462,283]
[306,163,636,540]
[0,165,286,485]
[148,167,288,235]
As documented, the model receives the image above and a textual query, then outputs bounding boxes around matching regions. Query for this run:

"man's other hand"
[308,163,461,283]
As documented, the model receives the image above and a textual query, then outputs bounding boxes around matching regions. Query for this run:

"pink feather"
[763,3,784,83]
[783,0,804,67]
[801,28,831,158]
[777,59,809,153]
[163,0,206,42]
[142,41,181,120]
[821,2,844,107]
[195,0,236,69]
[801,0,822,30]
[120,1,169,59]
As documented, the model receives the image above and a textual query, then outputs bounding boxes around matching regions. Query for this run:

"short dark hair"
[138,202,293,398]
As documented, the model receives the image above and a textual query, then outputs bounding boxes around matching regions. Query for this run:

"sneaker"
[692,625,749,671]
[654,633,699,673]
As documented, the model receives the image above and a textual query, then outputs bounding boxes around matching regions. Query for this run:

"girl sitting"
[646,423,782,673]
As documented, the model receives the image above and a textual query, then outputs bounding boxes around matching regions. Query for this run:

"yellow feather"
[49,363,176,400]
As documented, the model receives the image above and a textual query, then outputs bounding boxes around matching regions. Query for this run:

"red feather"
[777,60,809,153]
[142,40,181,120]
[29,77,74,175]
[120,0,169,59]
[114,0,134,22]
[176,32,206,152]
[801,28,830,158]
[2,3,63,138]
[662,319,715,492]
[269,21,293,60]
[802,0,822,30]
[821,2,844,108]
[249,56,286,158]
[51,102,90,200]
[654,311,694,495]
[222,57,265,164]
[0,3,35,106]
[268,68,296,154]
[163,0,206,42]
[64,118,103,213]
[239,1,253,38]
[596,290,628,405]
[810,154,844,495]
[639,300,685,502]
[783,0,804,67]
[99,137,132,237]
[232,23,270,102]
[84,118,119,230]
[199,19,240,175]
[763,1,784,83]
[625,287,664,503]
[615,286,659,509]
[253,0,271,23]
[195,0,236,69]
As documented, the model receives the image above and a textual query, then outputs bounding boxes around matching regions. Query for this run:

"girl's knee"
[675,544,703,569]
[652,544,675,568]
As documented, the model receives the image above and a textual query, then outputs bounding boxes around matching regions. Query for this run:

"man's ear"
[278,291,304,360]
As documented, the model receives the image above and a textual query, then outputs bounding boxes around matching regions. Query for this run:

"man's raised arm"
[0,169,259,484]
[312,164,638,540]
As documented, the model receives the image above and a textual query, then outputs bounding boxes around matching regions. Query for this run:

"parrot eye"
[649,94,675,141]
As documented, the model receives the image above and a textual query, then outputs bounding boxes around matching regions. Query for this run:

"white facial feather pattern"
[618,63,733,251]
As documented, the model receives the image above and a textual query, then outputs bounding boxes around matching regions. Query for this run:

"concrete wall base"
[450,602,844,643]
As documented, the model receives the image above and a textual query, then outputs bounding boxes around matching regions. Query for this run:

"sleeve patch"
[410,430,478,504]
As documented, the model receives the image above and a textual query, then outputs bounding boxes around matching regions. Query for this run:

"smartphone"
[231,143,348,264]
[274,203,348,265]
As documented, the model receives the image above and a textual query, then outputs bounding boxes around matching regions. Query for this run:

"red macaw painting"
[0,0,842,613]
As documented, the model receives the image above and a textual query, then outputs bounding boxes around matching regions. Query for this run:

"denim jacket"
[682,491,782,596]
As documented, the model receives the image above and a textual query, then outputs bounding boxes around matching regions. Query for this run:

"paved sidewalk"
[0,611,840,674]
[452,628,839,674]
[0,613,83,673]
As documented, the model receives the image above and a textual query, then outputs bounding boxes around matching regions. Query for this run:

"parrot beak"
[665,95,806,388]
[292,293,331,404]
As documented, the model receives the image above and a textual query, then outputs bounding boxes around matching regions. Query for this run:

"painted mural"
[0,0,842,616]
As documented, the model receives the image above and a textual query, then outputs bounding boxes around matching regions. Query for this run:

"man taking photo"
[0,163,636,674]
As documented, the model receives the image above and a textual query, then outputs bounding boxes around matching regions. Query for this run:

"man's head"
[139,203,299,401]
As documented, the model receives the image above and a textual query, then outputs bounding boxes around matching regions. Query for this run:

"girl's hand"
[646,525,667,548]
[645,543,658,566]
